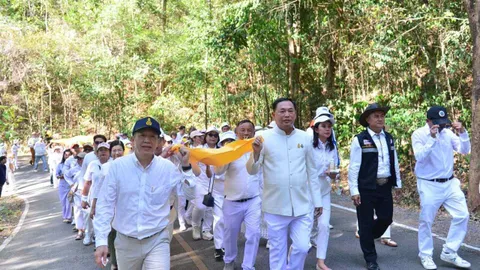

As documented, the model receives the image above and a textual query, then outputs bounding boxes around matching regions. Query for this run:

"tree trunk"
[464,0,480,213]
[286,2,302,125]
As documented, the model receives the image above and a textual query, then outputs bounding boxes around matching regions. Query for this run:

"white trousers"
[115,228,170,270]
[13,152,18,168]
[73,190,85,230]
[192,194,213,232]
[213,195,224,249]
[417,178,469,257]
[175,194,187,227]
[223,196,261,269]
[311,193,331,260]
[265,211,313,270]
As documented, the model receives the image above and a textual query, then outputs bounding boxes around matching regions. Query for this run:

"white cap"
[206,126,219,134]
[97,142,110,150]
[190,130,204,138]
[220,131,236,143]
[164,135,173,142]
[313,106,335,125]
[220,122,230,128]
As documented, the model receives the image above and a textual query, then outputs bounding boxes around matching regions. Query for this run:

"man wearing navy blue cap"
[94,117,197,270]
[412,106,471,270]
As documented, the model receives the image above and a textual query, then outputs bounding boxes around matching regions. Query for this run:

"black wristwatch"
[182,164,192,171]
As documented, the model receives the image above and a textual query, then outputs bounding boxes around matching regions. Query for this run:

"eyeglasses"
[207,133,219,138]
[94,141,103,145]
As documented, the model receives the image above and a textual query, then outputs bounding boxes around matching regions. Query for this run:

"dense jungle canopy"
[1,0,480,212]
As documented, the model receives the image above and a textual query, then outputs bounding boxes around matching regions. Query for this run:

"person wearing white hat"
[12,140,20,169]
[412,105,471,270]
[48,145,63,188]
[189,130,215,241]
[82,142,112,246]
[204,127,226,260]
[221,122,231,133]
[216,121,263,270]
[309,111,339,270]
[248,98,322,270]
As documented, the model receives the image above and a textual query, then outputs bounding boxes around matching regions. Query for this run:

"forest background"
[1,0,480,213]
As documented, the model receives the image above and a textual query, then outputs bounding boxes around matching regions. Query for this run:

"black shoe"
[214,249,224,261]
[367,262,380,270]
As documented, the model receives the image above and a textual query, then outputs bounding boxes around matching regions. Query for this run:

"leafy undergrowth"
[0,196,25,240]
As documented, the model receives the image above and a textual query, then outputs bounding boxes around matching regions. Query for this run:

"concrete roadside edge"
[0,195,30,253]
[331,203,480,252]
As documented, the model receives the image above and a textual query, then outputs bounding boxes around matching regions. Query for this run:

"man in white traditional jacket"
[247,97,322,270]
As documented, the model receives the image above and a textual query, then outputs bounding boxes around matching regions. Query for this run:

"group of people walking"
[0,97,473,270]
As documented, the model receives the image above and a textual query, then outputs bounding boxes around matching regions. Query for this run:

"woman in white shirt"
[312,113,339,270]
[189,130,214,241]
[204,127,226,260]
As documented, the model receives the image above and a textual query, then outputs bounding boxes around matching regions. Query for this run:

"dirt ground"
[0,195,25,241]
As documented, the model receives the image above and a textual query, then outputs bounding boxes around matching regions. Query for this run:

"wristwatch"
[182,164,192,171]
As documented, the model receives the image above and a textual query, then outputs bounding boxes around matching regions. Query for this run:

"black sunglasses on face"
[94,141,104,145]
[207,133,219,138]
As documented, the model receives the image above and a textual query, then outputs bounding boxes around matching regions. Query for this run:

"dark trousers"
[356,184,393,263]
[0,183,4,197]
[30,147,35,165]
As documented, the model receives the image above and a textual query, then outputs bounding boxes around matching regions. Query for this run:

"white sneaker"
[329,224,333,229]
[34,169,38,172]
[192,226,201,240]
[179,224,187,231]
[266,240,270,249]
[440,250,471,268]
[202,231,213,241]
[83,234,93,246]
[420,256,437,270]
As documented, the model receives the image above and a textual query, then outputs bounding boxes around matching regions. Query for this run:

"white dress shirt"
[412,124,470,179]
[93,154,196,247]
[216,152,262,201]
[313,140,338,196]
[64,163,81,187]
[247,126,321,217]
[92,162,111,200]
[348,128,401,196]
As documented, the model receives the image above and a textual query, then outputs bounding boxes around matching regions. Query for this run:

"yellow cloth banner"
[171,138,256,167]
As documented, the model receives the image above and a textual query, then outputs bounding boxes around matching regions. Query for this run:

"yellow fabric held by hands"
[171,137,262,167]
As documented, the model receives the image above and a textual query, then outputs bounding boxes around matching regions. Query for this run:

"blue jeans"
[34,155,48,171]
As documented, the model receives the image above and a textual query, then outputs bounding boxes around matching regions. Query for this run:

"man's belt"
[425,175,454,183]
[376,178,389,186]
[120,230,161,240]
[231,196,257,203]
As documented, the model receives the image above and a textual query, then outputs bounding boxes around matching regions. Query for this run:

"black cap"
[132,117,162,135]
[427,106,451,125]
[359,103,390,127]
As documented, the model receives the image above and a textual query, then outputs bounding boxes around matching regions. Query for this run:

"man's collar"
[273,124,296,136]
[132,152,156,170]
[367,127,385,136]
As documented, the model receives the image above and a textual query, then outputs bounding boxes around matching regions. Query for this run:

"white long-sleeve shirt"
[215,152,262,201]
[412,124,470,179]
[313,140,338,196]
[93,154,196,247]
[84,159,112,201]
[348,128,401,196]
[246,126,321,217]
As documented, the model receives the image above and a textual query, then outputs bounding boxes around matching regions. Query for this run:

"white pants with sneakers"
[213,195,224,249]
[223,196,261,270]
[417,178,469,257]
[265,211,313,270]
[115,228,170,270]
[192,194,213,232]
[73,190,86,230]
[175,194,187,227]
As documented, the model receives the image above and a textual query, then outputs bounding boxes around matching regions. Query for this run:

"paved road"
[1,159,479,270]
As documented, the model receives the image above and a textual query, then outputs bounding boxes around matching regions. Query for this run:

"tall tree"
[464,0,480,212]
